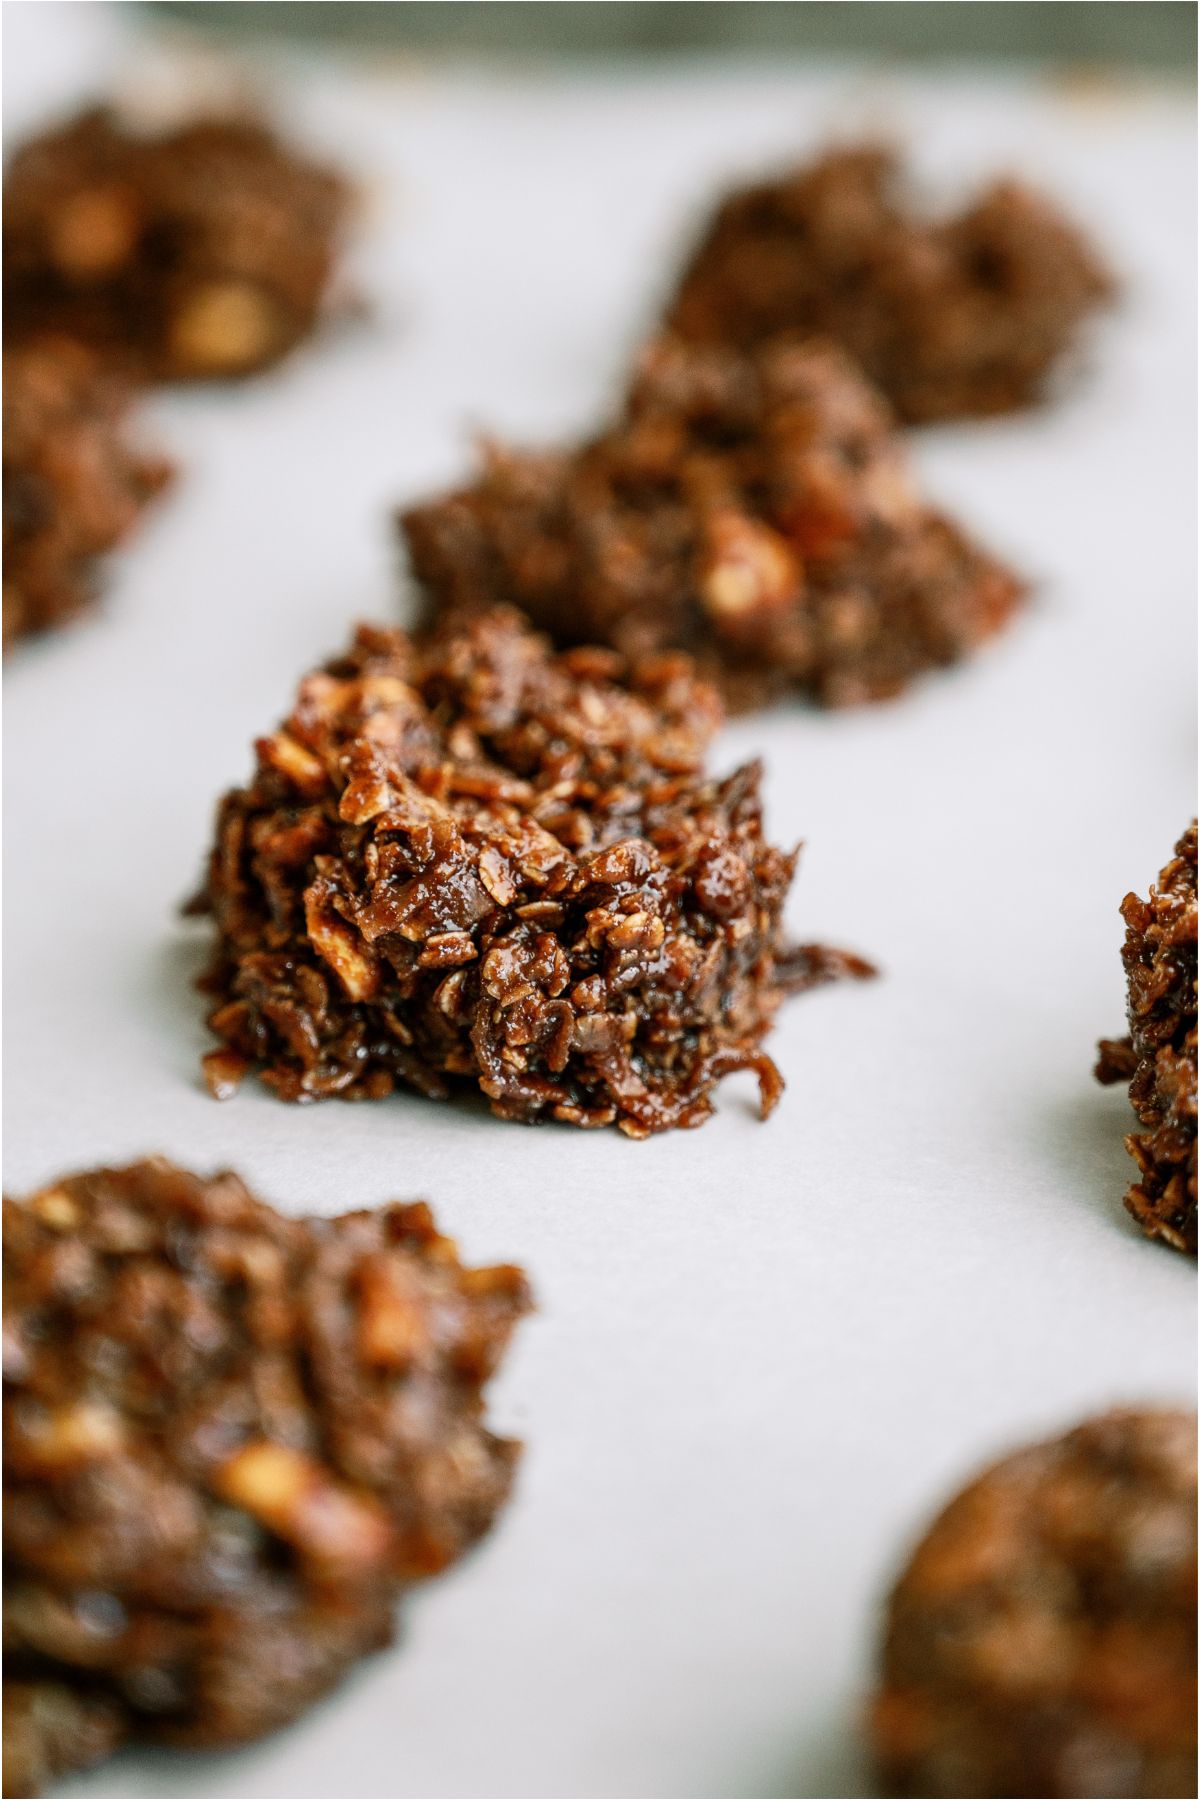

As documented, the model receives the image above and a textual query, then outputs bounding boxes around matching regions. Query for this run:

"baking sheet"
[4,8,1197,1797]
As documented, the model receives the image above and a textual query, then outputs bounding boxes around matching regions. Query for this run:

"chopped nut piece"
[215,1442,394,1571]
[4,1159,530,1792]
[402,335,1022,710]
[304,886,382,1001]
[700,512,801,627]
[30,1188,81,1231]
[4,107,351,380]
[196,608,872,1133]
[666,143,1113,422]
[479,844,519,906]
[214,1438,314,1519]
[1096,823,1197,1254]
[168,279,284,375]
[258,731,328,795]
[3,339,172,647]
[356,1254,433,1370]
[872,1409,1198,1798]
[10,1402,125,1472]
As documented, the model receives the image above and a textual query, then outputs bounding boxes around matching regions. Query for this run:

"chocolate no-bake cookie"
[872,1408,1198,1799]
[195,607,870,1134]
[1096,824,1198,1255]
[3,1158,530,1796]
[4,107,351,381]
[402,334,1022,709]
[665,145,1113,423]
[3,340,172,648]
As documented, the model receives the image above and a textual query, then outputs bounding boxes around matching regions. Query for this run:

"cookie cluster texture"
[3,1158,530,1797]
[665,144,1113,423]
[872,1408,1198,1799]
[4,107,350,381]
[3,340,171,647]
[1096,823,1198,1254]
[196,607,869,1135]
[403,334,1022,709]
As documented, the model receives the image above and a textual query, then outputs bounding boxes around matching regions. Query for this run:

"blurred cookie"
[3,339,171,647]
[1097,823,1197,1254]
[402,334,1022,709]
[5,107,351,380]
[666,144,1113,422]
[872,1408,1198,1798]
[4,1159,530,1793]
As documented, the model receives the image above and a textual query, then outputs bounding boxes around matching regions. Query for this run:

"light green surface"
[145,0,1197,67]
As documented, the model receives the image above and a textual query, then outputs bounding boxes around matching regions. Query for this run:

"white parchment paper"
[4,8,1196,1796]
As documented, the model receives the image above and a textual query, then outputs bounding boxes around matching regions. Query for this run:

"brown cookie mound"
[4,107,351,381]
[872,1408,1198,1799]
[3,340,172,647]
[195,607,870,1134]
[3,1159,530,1795]
[401,334,1022,709]
[664,144,1113,423]
[1096,824,1197,1254]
